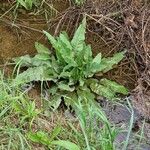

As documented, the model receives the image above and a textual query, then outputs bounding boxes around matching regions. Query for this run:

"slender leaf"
[98,51,126,73]
[27,131,50,145]
[43,31,64,63]
[71,18,86,52]
[51,140,80,150]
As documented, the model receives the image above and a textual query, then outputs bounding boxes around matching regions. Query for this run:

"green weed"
[13,98,40,127]
[27,126,80,150]
[13,18,128,110]
[0,71,31,149]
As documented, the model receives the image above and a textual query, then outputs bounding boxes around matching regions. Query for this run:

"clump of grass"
[67,100,118,150]
[0,70,32,149]
[27,99,118,150]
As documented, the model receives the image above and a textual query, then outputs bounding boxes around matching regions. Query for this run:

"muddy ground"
[0,0,150,149]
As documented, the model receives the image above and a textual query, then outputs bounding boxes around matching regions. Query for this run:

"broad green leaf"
[71,18,86,52]
[35,42,51,54]
[13,53,51,67]
[13,55,32,67]
[59,64,77,79]
[100,78,129,95]
[51,140,80,150]
[13,66,54,86]
[59,71,71,79]
[31,54,52,67]
[63,92,78,108]
[25,0,33,9]
[51,56,59,73]
[48,95,62,111]
[48,86,58,95]
[57,36,75,64]
[98,51,126,73]
[92,53,101,64]
[77,86,95,103]
[17,0,33,10]
[59,33,72,51]
[79,77,85,86]
[43,31,65,64]
[75,0,85,5]
[75,49,85,67]
[89,79,116,99]
[58,81,75,92]
[90,53,102,73]
[70,68,80,84]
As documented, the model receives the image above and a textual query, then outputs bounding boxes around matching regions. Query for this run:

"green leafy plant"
[74,0,85,5]
[13,18,128,109]
[16,0,38,10]
[13,98,40,126]
[27,126,80,150]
